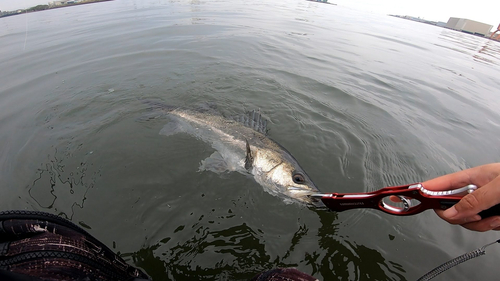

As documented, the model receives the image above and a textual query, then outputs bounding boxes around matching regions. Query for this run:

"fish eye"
[292,173,305,184]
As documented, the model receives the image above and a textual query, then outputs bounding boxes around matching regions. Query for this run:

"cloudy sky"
[1,0,499,27]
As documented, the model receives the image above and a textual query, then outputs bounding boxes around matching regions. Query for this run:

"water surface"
[1,0,500,280]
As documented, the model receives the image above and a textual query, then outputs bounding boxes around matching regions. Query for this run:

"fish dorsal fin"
[233,110,268,134]
[245,139,253,171]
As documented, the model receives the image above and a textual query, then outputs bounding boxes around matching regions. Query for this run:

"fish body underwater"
[153,104,324,208]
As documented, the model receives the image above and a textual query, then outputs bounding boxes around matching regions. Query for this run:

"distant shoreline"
[305,0,337,5]
[0,0,113,18]
[389,14,499,41]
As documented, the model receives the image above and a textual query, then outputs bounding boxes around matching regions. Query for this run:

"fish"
[149,103,324,208]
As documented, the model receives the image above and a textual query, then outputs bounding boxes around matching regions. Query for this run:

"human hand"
[422,163,500,232]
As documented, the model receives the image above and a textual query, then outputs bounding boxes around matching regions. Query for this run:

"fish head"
[253,149,325,208]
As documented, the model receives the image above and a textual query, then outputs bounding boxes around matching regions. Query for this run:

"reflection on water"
[476,40,500,65]
[28,146,100,222]
[124,210,405,280]
[437,29,500,65]
[313,212,405,280]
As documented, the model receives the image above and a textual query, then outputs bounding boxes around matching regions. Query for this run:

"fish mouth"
[286,186,317,197]
[287,187,326,208]
[287,186,314,193]
[309,198,327,209]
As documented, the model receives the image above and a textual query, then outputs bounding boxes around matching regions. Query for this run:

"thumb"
[443,178,500,221]
[442,194,482,223]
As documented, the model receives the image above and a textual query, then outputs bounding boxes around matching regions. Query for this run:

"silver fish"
[156,105,324,208]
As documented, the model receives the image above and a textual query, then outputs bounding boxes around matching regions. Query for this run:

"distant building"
[49,1,67,7]
[48,0,83,6]
[446,17,493,36]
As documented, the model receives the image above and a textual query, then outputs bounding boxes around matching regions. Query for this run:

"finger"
[436,209,500,232]
[461,216,500,232]
[435,209,500,231]
[434,209,481,225]
[423,163,500,191]
[422,169,473,191]
[389,195,401,203]
[443,175,500,220]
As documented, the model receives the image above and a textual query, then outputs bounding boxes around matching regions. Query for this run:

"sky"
[1,0,499,28]
[332,0,500,27]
